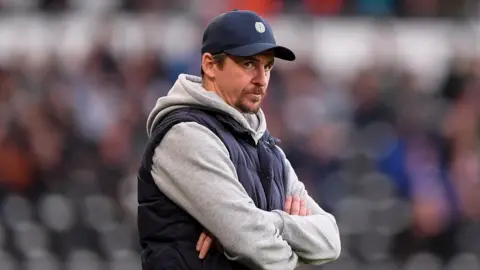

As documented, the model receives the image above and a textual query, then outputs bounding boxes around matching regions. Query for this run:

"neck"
[202,78,229,107]
[202,79,215,93]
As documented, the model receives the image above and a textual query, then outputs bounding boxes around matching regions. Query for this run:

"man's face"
[213,52,274,114]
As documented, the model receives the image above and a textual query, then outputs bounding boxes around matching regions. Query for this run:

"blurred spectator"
[38,0,69,12]
[303,0,345,16]
[120,0,191,12]
[441,64,480,221]
[227,0,283,17]
[351,67,395,129]
[398,0,441,17]
[355,0,395,16]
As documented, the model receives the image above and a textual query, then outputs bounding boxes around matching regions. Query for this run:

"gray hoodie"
[147,74,341,270]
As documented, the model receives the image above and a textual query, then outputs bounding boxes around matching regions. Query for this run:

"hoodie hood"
[146,74,267,142]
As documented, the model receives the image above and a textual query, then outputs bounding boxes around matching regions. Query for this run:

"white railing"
[0,14,478,86]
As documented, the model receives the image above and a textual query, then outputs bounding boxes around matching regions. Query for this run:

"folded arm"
[151,122,299,269]
[273,147,341,265]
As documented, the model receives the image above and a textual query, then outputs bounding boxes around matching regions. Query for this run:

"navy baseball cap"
[201,10,296,61]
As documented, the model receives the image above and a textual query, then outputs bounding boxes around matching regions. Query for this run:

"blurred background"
[1,0,480,270]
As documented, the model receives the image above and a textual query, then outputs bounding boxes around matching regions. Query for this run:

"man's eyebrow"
[232,55,275,67]
[240,56,260,61]
[242,56,275,64]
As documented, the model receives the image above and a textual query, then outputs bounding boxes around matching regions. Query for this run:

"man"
[137,9,341,270]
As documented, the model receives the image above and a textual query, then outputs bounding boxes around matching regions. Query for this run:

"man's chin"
[237,103,261,114]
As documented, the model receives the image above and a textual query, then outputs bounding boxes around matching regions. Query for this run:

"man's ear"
[202,53,216,79]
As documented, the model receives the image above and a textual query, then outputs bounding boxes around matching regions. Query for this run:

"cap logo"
[255,22,265,33]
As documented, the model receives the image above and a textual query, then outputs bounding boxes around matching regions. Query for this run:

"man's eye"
[265,64,273,71]
[244,62,254,68]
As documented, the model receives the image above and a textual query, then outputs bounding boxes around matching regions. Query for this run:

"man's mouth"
[248,93,263,99]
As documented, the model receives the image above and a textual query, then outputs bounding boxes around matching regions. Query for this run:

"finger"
[199,236,213,259]
[291,195,300,215]
[197,232,207,251]
[285,196,292,214]
[299,199,307,216]
[307,209,312,216]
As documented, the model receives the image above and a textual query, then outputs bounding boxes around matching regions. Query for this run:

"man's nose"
[252,67,267,87]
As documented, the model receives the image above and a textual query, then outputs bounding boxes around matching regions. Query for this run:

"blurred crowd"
[1,4,480,270]
[1,40,479,270]
[0,0,478,18]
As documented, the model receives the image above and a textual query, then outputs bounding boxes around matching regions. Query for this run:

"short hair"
[201,53,228,77]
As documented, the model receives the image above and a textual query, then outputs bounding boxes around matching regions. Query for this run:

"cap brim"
[224,43,296,61]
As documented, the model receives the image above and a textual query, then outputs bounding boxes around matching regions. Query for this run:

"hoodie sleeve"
[151,122,300,270]
[272,146,341,265]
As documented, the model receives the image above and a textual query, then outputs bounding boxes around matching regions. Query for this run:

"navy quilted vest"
[137,107,287,270]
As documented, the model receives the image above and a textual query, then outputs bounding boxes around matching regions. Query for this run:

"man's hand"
[196,195,312,259]
[196,231,214,259]
[196,231,225,259]
[285,195,312,216]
